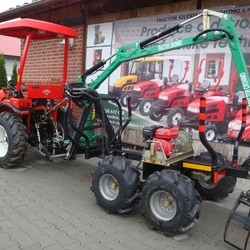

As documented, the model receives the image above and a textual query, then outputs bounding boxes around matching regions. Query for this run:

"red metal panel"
[0,18,77,39]
[26,84,65,99]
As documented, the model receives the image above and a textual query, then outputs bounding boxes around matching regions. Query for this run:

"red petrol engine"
[143,125,179,158]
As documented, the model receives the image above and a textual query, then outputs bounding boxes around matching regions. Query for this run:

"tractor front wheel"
[205,123,218,142]
[0,112,28,168]
[166,108,184,127]
[139,99,153,116]
[140,169,200,236]
[91,156,140,214]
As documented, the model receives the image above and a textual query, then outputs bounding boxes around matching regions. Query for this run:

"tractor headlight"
[133,86,141,91]
[228,121,241,130]
[187,106,199,113]
[159,95,168,101]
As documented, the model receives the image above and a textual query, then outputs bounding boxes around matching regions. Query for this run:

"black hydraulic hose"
[140,24,180,48]
[193,28,234,42]
[198,97,218,169]
[232,98,247,166]
[81,60,106,80]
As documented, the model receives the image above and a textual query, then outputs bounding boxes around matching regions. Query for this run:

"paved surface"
[0,147,249,250]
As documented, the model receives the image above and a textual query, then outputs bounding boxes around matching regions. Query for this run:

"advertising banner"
[86,5,250,144]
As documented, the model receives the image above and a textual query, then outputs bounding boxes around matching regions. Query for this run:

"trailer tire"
[166,108,184,127]
[194,176,236,201]
[139,98,153,116]
[242,155,250,170]
[0,112,28,168]
[140,169,200,236]
[91,156,140,214]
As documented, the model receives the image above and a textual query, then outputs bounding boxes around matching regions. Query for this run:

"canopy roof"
[0,18,77,39]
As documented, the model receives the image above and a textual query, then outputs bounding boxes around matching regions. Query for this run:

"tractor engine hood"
[187,96,229,114]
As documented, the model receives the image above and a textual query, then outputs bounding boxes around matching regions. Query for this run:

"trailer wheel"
[149,108,164,121]
[120,93,130,107]
[0,112,28,168]
[140,169,200,236]
[194,176,236,201]
[139,98,153,116]
[242,155,250,170]
[91,156,140,214]
[205,123,218,142]
[166,108,184,127]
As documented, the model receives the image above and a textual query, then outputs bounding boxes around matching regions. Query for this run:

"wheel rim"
[172,113,182,126]
[152,111,162,119]
[150,190,177,221]
[198,179,217,189]
[0,125,8,157]
[99,174,119,201]
[206,129,215,141]
[143,102,151,113]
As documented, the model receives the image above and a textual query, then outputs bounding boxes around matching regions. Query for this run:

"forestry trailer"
[0,9,249,249]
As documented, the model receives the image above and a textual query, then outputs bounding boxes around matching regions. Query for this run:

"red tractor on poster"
[180,66,248,141]
[110,56,165,106]
[0,18,77,167]
[148,57,224,126]
[225,107,250,144]
[130,59,189,116]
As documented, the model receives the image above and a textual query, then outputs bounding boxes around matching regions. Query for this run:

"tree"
[0,54,7,89]
[10,61,18,88]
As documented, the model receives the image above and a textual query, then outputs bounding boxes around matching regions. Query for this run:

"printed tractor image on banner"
[85,6,250,144]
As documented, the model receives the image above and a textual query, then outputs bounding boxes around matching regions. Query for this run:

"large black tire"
[0,112,28,168]
[140,169,200,236]
[149,108,164,121]
[242,155,250,170]
[166,108,184,127]
[131,98,140,110]
[205,123,218,142]
[91,156,140,214]
[139,98,153,116]
[194,176,236,201]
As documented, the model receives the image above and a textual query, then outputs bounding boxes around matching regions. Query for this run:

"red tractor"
[149,58,224,126]
[130,59,189,116]
[221,106,250,144]
[180,67,247,141]
[0,18,77,168]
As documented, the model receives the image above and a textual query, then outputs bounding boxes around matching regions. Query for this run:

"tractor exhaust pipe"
[232,98,247,166]
[198,97,218,181]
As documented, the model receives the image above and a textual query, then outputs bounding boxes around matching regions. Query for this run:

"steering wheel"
[6,80,28,94]
[7,80,16,90]
[21,82,28,92]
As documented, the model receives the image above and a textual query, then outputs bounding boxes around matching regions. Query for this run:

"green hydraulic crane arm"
[84,9,250,107]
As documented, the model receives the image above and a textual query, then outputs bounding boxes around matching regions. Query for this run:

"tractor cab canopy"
[0,18,77,94]
[0,18,77,39]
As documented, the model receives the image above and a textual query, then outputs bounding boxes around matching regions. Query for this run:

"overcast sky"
[0,1,32,13]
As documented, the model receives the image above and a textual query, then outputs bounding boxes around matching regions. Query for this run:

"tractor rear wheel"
[140,169,200,236]
[0,112,28,168]
[149,108,164,121]
[91,156,140,214]
[120,93,130,107]
[139,98,153,116]
[194,176,236,201]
